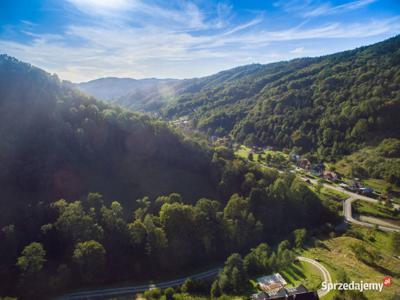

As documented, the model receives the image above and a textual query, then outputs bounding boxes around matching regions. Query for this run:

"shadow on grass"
[370,263,399,277]
[283,264,305,284]
[291,263,306,279]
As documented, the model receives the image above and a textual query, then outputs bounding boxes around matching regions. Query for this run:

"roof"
[286,284,308,295]
[251,292,268,300]
[266,290,319,300]
[257,273,287,292]
[267,288,287,298]
[291,291,319,299]
[253,284,319,300]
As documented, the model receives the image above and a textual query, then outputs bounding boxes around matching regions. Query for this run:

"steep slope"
[76,77,185,112]
[163,35,400,159]
[0,55,218,223]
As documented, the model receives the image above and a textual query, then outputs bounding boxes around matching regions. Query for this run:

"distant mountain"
[163,35,400,160]
[76,77,185,112]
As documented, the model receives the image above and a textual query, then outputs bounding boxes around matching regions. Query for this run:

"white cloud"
[290,47,305,54]
[66,0,136,16]
[275,0,376,17]
[66,0,209,30]
[0,0,398,82]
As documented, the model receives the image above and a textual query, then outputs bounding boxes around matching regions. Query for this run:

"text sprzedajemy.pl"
[322,281,384,293]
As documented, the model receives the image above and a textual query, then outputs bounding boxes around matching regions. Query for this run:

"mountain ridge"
[162,35,400,160]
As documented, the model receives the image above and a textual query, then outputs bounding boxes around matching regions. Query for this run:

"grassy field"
[236,145,253,160]
[363,178,400,203]
[334,146,400,202]
[235,145,289,166]
[302,227,400,300]
[320,187,349,202]
[281,261,323,291]
[363,178,400,194]
[353,201,400,226]
[334,147,373,176]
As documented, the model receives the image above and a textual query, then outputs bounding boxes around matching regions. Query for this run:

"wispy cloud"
[0,0,398,81]
[275,0,376,17]
[66,0,211,30]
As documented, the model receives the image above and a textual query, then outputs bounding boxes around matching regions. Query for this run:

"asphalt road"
[343,196,400,232]
[57,267,222,300]
[300,176,400,232]
[297,256,332,298]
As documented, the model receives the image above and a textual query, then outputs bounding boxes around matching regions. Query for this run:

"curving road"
[297,256,332,298]
[57,267,221,300]
[300,176,400,232]
[343,196,400,232]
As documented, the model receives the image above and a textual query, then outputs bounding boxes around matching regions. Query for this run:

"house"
[257,273,287,293]
[311,163,325,176]
[214,136,232,147]
[298,159,311,170]
[290,153,301,162]
[251,285,319,300]
[348,180,363,191]
[323,171,338,181]
[252,292,269,300]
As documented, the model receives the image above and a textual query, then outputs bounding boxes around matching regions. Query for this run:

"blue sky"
[1,0,399,82]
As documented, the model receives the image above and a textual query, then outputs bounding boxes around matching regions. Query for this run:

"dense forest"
[76,36,400,163]
[162,35,400,160]
[0,55,335,298]
[0,54,221,221]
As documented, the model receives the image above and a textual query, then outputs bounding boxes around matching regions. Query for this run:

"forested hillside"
[76,77,185,112]
[0,55,334,298]
[0,55,220,217]
[163,35,400,160]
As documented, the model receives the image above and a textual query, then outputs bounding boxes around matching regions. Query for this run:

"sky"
[0,0,399,82]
